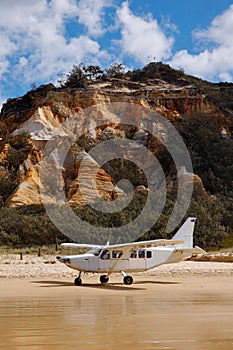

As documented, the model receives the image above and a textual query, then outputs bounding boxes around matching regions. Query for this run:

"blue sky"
[1,0,233,108]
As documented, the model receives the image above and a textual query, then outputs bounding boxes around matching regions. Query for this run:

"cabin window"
[130,250,137,258]
[138,250,145,259]
[100,250,110,260]
[112,250,123,259]
[147,251,152,259]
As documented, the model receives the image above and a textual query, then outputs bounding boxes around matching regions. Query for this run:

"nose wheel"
[74,272,82,286]
[100,274,109,284]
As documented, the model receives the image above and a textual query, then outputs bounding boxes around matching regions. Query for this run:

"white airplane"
[56,217,205,286]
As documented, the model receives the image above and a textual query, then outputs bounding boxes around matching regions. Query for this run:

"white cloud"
[194,5,233,46]
[0,35,16,78]
[23,35,109,83]
[218,71,232,82]
[0,0,110,91]
[0,61,9,77]
[116,1,174,63]
[169,4,233,81]
[77,0,112,37]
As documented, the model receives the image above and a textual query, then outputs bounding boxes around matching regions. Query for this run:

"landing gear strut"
[74,272,82,286]
[100,274,109,284]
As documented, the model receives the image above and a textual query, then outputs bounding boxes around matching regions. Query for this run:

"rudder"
[172,217,196,248]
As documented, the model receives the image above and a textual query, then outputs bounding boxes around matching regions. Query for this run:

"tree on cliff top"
[58,64,87,88]
[105,62,126,78]
[57,62,128,88]
[58,63,103,88]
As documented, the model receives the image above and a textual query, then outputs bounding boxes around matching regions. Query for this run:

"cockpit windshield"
[88,247,102,256]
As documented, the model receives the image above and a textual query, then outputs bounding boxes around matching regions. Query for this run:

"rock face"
[0,63,231,207]
[6,166,41,207]
[6,151,123,208]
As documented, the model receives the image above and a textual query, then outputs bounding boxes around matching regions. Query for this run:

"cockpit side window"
[100,250,110,260]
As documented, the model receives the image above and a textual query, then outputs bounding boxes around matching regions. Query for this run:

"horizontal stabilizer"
[175,246,206,255]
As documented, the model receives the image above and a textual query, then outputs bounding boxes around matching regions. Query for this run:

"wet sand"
[0,259,233,350]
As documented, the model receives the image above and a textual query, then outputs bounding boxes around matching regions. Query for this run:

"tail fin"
[172,217,196,248]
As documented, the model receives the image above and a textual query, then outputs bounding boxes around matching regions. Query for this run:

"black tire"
[100,275,109,284]
[123,275,133,285]
[74,277,82,286]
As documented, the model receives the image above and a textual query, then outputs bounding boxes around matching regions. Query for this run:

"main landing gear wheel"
[123,275,133,285]
[74,277,82,286]
[100,275,109,284]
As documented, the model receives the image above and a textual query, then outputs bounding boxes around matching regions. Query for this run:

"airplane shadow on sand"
[134,280,181,285]
[31,279,180,291]
[31,280,146,291]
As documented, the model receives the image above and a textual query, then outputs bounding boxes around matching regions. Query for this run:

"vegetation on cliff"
[0,188,229,249]
[0,133,32,202]
[174,113,233,196]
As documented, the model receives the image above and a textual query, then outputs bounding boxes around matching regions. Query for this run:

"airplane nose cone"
[56,256,70,264]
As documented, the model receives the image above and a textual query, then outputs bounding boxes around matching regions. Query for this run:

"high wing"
[61,243,105,249]
[61,239,183,251]
[105,239,184,252]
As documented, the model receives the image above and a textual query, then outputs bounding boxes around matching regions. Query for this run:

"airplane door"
[98,249,111,272]
[138,250,147,269]
[130,250,146,270]
[145,250,153,269]
[129,250,153,270]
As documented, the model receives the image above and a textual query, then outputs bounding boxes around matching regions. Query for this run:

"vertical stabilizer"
[172,217,196,248]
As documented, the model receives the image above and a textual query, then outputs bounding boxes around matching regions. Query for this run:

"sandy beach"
[0,253,233,350]
[0,261,232,298]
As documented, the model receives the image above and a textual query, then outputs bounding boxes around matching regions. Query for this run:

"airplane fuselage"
[60,246,190,274]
